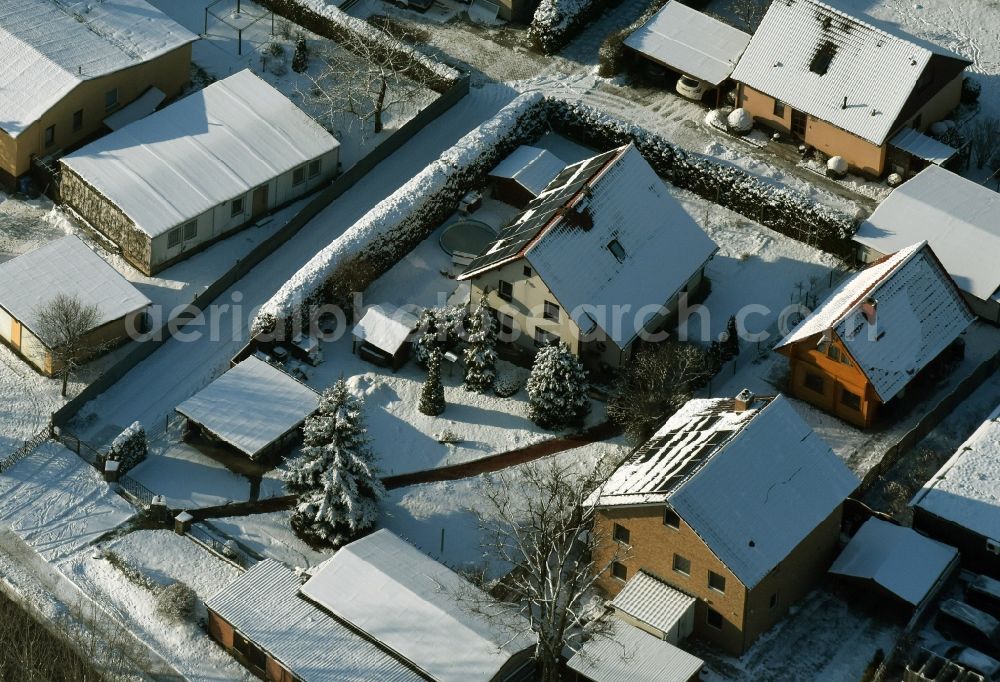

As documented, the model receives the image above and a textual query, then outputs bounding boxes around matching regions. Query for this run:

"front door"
[251,185,269,219]
[791,110,808,138]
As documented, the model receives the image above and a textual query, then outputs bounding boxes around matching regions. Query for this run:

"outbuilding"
[487,146,565,209]
[175,356,320,461]
[567,619,703,682]
[0,235,150,375]
[60,69,340,275]
[351,304,418,371]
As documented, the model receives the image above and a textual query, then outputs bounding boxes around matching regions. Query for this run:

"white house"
[60,69,340,275]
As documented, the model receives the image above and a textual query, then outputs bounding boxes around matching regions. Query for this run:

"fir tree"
[526,343,590,429]
[419,347,446,416]
[463,302,498,392]
[723,315,740,360]
[285,379,385,547]
[291,35,309,73]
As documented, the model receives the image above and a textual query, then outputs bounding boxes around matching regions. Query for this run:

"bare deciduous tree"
[35,292,102,397]
[725,0,771,32]
[298,17,425,136]
[968,116,1000,169]
[467,454,628,682]
[608,340,714,445]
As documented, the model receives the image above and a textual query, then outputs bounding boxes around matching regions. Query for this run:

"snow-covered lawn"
[207,511,332,568]
[0,442,134,561]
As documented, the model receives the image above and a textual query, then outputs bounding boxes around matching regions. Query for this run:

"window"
[828,345,842,362]
[72,109,84,132]
[44,125,56,147]
[231,197,245,218]
[308,159,322,178]
[611,561,627,582]
[498,279,513,302]
[769,592,779,609]
[105,88,119,111]
[293,165,306,186]
[523,265,532,278]
[706,607,723,630]
[663,507,680,529]
[607,239,626,263]
[809,41,837,75]
[543,300,560,322]
[613,523,630,545]
[773,99,786,117]
[673,553,691,576]
[791,109,808,137]
[840,388,861,411]
[708,571,726,594]
[803,371,825,395]
[183,221,198,241]
[534,327,557,347]
[167,227,182,248]
[497,312,514,337]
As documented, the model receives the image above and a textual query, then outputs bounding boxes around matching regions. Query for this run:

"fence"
[116,474,157,509]
[54,430,105,471]
[0,427,50,474]
[185,522,259,570]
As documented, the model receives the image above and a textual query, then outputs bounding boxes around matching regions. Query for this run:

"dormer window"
[809,41,837,75]
[608,239,626,262]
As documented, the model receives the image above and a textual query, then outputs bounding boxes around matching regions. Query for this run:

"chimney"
[861,297,878,325]
[841,96,847,110]
[734,388,756,413]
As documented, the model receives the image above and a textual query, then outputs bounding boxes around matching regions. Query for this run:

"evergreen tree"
[463,302,498,392]
[526,343,590,429]
[291,35,309,73]
[419,347,446,416]
[723,315,740,360]
[285,379,385,547]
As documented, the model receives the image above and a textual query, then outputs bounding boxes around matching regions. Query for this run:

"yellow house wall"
[781,334,879,427]
[0,43,192,183]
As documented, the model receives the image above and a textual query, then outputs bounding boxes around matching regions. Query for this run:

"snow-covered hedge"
[598,0,668,76]
[107,421,147,476]
[531,0,624,55]
[545,99,858,255]
[257,0,461,92]
[253,93,548,335]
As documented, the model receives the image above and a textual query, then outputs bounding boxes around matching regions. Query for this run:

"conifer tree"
[291,35,309,73]
[463,301,498,392]
[419,346,446,416]
[526,343,589,429]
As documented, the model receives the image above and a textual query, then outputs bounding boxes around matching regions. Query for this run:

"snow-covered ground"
[207,511,331,568]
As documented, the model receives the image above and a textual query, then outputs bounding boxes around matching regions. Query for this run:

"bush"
[962,76,982,104]
[494,372,523,398]
[156,582,198,624]
[292,34,309,72]
[419,347,446,416]
[530,0,624,55]
[107,421,147,476]
[436,428,463,444]
[527,343,590,429]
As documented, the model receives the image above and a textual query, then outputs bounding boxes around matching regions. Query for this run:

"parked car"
[929,641,1000,681]
[936,599,1000,657]
[675,74,710,101]
[969,575,1000,620]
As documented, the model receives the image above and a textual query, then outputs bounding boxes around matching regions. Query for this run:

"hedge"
[530,0,625,55]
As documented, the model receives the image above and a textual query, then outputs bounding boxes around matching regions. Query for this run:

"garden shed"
[487,146,565,208]
[351,304,419,371]
[0,235,150,375]
[60,69,340,275]
[175,356,320,461]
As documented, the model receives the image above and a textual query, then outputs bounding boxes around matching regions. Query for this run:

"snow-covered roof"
[566,619,703,682]
[890,128,958,165]
[829,518,957,606]
[62,70,340,239]
[205,559,425,682]
[591,394,858,588]
[175,356,320,458]
[462,144,718,349]
[0,235,149,346]
[624,0,751,86]
[776,242,974,402]
[609,570,695,635]
[730,0,969,145]
[352,304,418,356]
[300,529,535,682]
[0,0,195,138]
[488,145,566,196]
[854,167,1000,303]
[103,86,165,131]
[911,402,1000,541]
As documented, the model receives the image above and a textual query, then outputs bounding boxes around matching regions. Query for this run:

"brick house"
[730,0,970,177]
[589,392,858,655]
[458,142,717,370]
[775,241,974,428]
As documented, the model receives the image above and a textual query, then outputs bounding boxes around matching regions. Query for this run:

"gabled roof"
[0,0,196,138]
[300,529,535,682]
[730,0,970,145]
[854,166,1000,303]
[176,356,320,458]
[609,571,695,635]
[591,395,858,588]
[0,235,150,346]
[460,144,718,348]
[624,0,751,86]
[62,70,340,239]
[205,560,425,682]
[776,242,974,402]
[910,401,1000,541]
[566,619,703,682]
[487,145,566,196]
[829,518,957,606]
[352,304,418,356]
